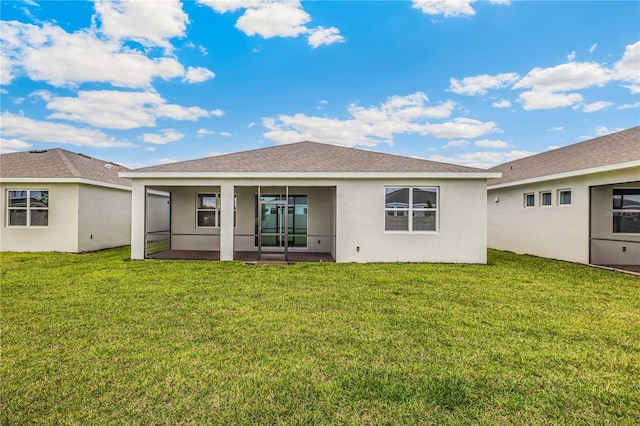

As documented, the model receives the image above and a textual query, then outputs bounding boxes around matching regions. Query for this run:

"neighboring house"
[1,149,146,253]
[120,141,500,263]
[487,126,640,267]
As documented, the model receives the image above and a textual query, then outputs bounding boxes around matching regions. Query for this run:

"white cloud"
[578,126,624,140]
[263,93,497,147]
[547,145,560,150]
[614,41,640,92]
[589,43,598,54]
[582,101,613,113]
[94,0,188,49]
[40,90,212,129]
[492,99,512,108]
[412,0,476,17]
[248,122,256,128]
[450,73,520,95]
[211,109,225,117]
[442,140,469,148]
[513,62,611,92]
[427,150,535,169]
[0,112,134,147]
[618,102,640,110]
[198,0,343,48]
[518,91,583,110]
[145,146,155,152]
[1,21,184,88]
[142,129,184,144]
[183,66,216,83]
[157,157,177,164]
[489,0,510,4]
[307,26,344,48]
[549,126,564,131]
[474,139,509,148]
[0,138,31,153]
[567,51,576,62]
[220,131,233,136]
[197,128,215,136]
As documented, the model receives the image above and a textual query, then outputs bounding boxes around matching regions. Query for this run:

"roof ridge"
[55,148,82,178]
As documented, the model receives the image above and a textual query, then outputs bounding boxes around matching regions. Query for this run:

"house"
[120,141,501,263]
[487,126,640,268]
[0,149,169,253]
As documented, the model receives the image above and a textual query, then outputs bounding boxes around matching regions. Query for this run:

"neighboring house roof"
[128,141,488,174]
[489,126,640,187]
[0,148,131,188]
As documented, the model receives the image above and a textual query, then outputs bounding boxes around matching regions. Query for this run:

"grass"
[1,248,639,424]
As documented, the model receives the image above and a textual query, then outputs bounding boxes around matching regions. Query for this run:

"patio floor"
[147,250,334,263]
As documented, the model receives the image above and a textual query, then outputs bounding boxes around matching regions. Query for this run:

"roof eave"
[119,171,502,180]
[0,177,132,191]
[487,160,640,190]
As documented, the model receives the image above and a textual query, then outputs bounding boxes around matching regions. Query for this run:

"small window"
[197,194,217,227]
[558,189,571,206]
[540,191,552,206]
[7,190,49,227]
[612,189,640,234]
[524,193,535,208]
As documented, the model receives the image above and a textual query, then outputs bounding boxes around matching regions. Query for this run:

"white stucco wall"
[487,167,640,265]
[77,184,131,252]
[131,177,489,263]
[335,179,488,263]
[0,183,79,252]
[169,186,221,251]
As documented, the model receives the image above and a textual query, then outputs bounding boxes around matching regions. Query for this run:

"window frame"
[557,189,572,206]
[524,193,535,208]
[539,191,552,207]
[384,186,439,233]
[612,188,640,234]
[195,193,237,228]
[6,189,49,228]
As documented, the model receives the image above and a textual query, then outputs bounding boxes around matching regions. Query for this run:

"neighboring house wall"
[591,181,640,265]
[487,167,640,264]
[77,184,131,252]
[0,183,79,252]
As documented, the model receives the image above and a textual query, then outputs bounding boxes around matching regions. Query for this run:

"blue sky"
[1,0,639,169]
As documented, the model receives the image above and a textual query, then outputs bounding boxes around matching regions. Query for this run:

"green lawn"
[1,248,638,424]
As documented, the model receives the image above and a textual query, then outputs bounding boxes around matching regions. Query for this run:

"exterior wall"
[170,186,221,251]
[590,181,640,265]
[132,177,489,263]
[487,167,640,265]
[146,191,171,234]
[77,184,132,252]
[335,179,487,263]
[0,182,79,252]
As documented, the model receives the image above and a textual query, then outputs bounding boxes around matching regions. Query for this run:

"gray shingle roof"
[0,148,131,187]
[131,141,485,174]
[489,126,640,186]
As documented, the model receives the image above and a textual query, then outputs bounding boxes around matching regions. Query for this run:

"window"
[7,190,49,227]
[558,189,571,206]
[385,187,437,232]
[612,189,640,234]
[540,191,552,206]
[196,193,236,227]
[524,193,535,207]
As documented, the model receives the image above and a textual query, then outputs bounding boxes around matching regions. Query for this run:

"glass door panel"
[260,202,285,247]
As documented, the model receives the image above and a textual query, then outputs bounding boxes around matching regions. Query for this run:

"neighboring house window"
[524,193,535,208]
[197,193,217,227]
[558,189,571,206]
[612,189,640,234]
[540,191,552,206]
[7,190,49,227]
[196,193,237,227]
[385,187,437,232]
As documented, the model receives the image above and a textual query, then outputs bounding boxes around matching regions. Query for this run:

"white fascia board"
[0,177,132,191]
[487,160,640,190]
[119,171,502,180]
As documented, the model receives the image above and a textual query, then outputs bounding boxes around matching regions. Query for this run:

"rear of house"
[0,149,134,252]
[487,127,640,268]
[121,141,500,263]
